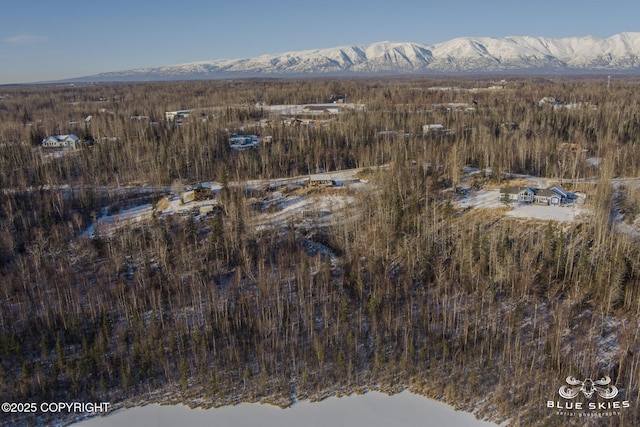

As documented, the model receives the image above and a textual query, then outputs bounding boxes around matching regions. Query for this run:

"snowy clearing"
[456,167,599,223]
[505,203,582,222]
[81,167,369,238]
[456,188,589,223]
[456,189,503,209]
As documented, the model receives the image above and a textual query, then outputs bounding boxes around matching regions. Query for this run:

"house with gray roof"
[501,185,572,205]
[501,186,535,203]
[533,188,562,205]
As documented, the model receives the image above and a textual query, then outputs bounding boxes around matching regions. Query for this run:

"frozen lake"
[75,391,498,427]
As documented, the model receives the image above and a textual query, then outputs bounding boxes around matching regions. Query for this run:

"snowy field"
[74,391,499,427]
[456,189,503,209]
[505,203,580,222]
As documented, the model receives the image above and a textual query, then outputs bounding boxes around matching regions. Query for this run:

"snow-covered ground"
[82,196,218,238]
[456,184,589,223]
[261,103,364,116]
[253,191,357,231]
[81,168,368,238]
[505,203,582,222]
[82,165,607,236]
[74,391,499,427]
[82,204,154,238]
[456,174,589,222]
[456,189,503,209]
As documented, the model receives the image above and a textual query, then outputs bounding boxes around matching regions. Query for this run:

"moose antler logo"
[559,376,618,399]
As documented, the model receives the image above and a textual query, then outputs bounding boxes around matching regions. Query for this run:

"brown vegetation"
[1,76,640,426]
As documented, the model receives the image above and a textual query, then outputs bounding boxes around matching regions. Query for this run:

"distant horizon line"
[3,72,637,88]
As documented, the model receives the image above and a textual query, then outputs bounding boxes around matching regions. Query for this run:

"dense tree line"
[1,77,640,426]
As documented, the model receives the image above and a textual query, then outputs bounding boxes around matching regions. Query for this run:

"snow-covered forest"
[1,76,640,426]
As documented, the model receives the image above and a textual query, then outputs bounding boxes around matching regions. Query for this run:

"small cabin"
[307,174,336,188]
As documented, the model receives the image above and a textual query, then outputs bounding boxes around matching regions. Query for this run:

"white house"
[41,134,80,149]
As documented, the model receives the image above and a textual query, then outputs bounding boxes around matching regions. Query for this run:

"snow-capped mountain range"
[78,33,640,81]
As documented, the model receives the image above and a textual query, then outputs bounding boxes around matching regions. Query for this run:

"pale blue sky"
[1,0,638,84]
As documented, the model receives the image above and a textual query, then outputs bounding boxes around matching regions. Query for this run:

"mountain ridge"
[73,32,640,82]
